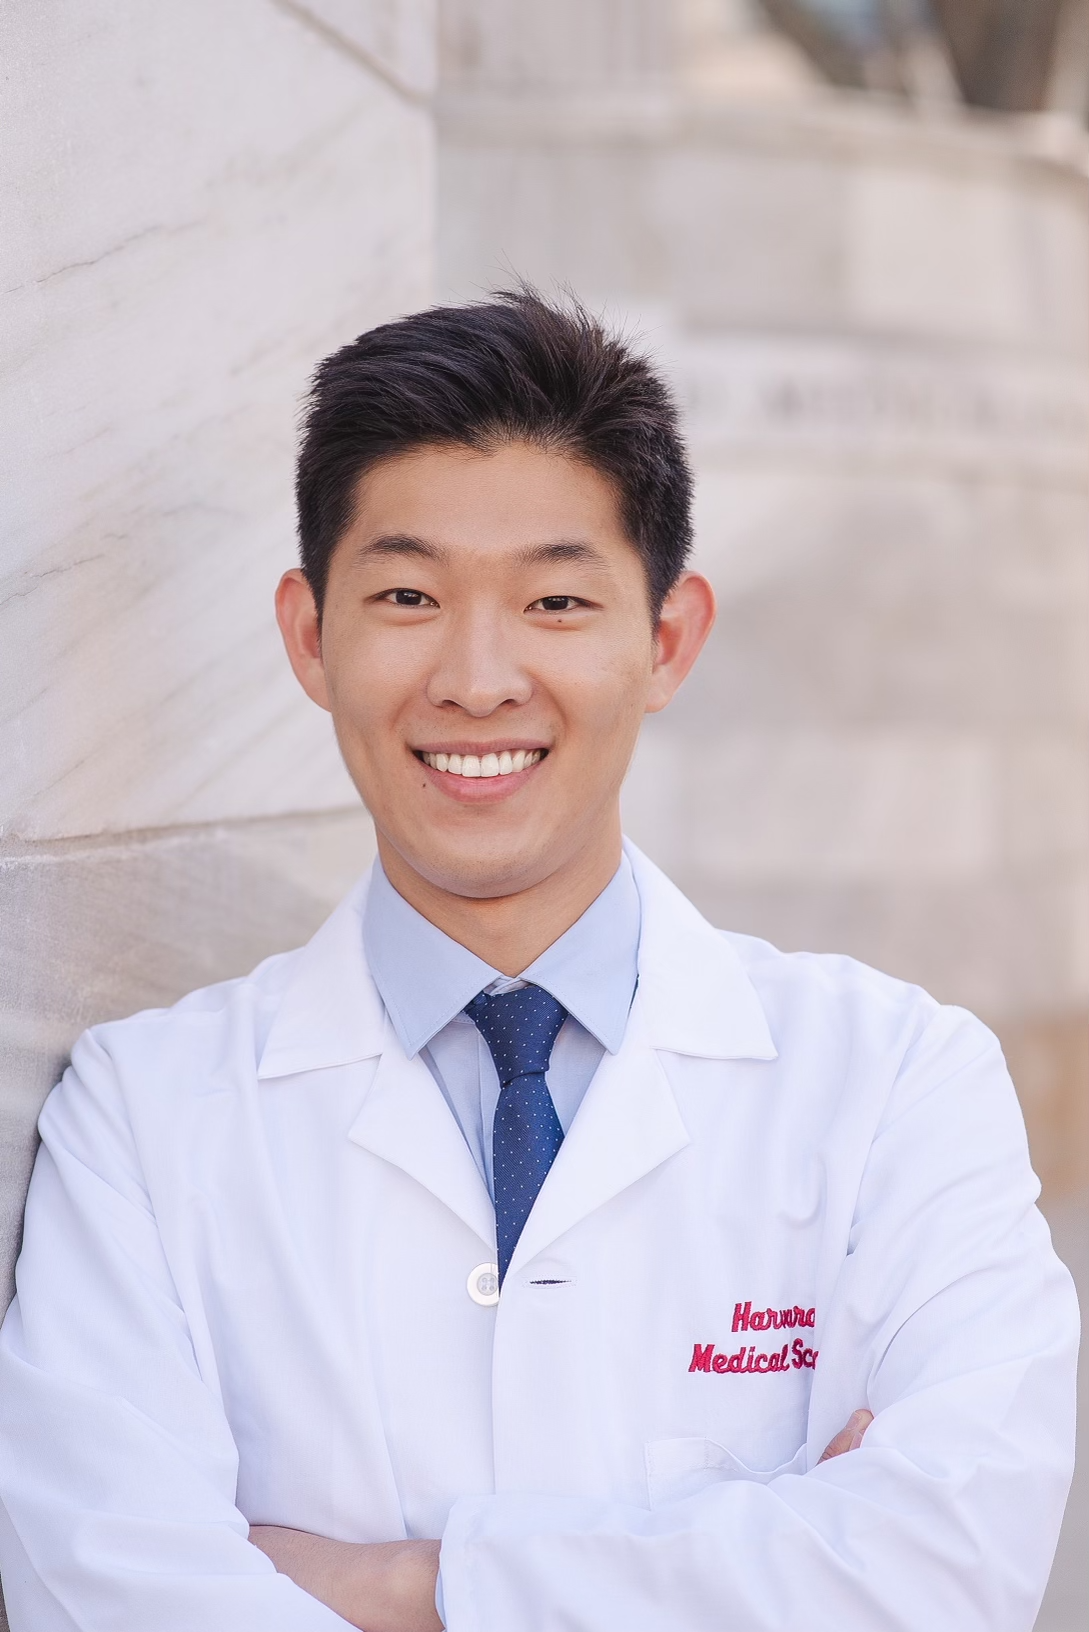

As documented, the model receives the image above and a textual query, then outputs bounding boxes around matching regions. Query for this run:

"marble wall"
[3,0,434,841]
[0,0,436,1513]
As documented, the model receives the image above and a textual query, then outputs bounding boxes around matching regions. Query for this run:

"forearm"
[247,1417,867,1632]
[249,1528,442,1632]
[436,1356,1072,1632]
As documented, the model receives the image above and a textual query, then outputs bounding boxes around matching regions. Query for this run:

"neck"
[376,824,623,976]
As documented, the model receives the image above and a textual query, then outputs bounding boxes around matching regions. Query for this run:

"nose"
[425,605,533,716]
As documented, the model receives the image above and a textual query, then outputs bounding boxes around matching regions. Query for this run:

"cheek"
[572,648,653,730]
[325,639,416,739]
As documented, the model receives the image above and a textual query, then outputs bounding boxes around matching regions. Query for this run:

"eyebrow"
[351,534,451,567]
[514,540,607,569]
[352,535,609,571]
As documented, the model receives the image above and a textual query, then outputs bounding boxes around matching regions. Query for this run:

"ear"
[645,571,716,714]
[275,569,332,712]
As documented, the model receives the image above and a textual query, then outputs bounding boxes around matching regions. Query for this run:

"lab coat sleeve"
[437,1005,1080,1632]
[0,1030,355,1632]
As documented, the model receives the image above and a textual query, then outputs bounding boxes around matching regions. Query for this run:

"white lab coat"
[0,844,1077,1632]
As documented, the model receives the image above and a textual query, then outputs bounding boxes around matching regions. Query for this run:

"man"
[0,291,1077,1631]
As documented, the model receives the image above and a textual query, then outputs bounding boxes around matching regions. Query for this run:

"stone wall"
[0,0,436,1454]
[439,8,1089,1204]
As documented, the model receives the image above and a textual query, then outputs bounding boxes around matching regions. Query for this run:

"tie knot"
[466,984,567,1087]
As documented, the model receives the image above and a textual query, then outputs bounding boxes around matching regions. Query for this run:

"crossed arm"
[246,1532,442,1632]
[246,1532,441,1632]
[1,1016,1075,1631]
[248,1412,875,1629]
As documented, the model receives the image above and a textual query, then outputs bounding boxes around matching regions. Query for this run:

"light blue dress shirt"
[362,854,641,1199]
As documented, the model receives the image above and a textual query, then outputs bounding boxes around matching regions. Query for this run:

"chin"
[406,832,561,902]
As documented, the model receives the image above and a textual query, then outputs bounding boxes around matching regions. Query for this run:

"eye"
[529,595,583,613]
[380,588,437,607]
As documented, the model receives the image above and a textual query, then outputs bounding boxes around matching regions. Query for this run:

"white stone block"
[848,166,1032,343]
[0,0,434,840]
[441,0,672,89]
[1000,739,1089,867]
[287,0,437,97]
[625,727,998,883]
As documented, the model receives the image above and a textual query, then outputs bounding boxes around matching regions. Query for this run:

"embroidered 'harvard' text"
[732,1301,814,1332]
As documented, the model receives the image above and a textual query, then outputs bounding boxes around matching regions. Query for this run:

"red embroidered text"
[732,1301,815,1333]
[689,1339,819,1375]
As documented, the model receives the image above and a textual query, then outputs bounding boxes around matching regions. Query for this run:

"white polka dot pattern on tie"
[466,986,567,1286]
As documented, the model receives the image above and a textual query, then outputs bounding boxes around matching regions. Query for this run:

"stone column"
[438,3,1089,1197]
[0,0,435,1372]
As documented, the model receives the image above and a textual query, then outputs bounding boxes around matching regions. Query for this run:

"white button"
[467,1263,500,1306]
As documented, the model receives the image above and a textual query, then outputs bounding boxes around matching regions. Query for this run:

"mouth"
[414,748,546,780]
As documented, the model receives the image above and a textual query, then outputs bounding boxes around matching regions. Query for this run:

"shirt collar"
[363,854,641,1060]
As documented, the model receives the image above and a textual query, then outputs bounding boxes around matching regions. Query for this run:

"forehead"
[346,441,632,565]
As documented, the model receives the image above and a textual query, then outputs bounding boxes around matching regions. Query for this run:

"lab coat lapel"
[257,867,494,1246]
[507,1028,688,1277]
[507,845,779,1276]
[347,1030,496,1250]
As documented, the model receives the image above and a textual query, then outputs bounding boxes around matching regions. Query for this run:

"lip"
[410,742,550,757]
[411,745,549,804]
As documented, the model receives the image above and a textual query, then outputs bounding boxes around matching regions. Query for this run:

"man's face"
[278,440,710,902]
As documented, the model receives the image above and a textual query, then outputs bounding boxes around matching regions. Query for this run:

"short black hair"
[296,288,693,619]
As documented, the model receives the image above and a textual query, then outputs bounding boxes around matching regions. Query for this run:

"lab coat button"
[467,1263,500,1306]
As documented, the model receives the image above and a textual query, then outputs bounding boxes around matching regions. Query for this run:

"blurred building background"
[1,2,1085,1627]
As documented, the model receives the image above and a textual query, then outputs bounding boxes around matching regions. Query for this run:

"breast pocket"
[645,1436,809,1507]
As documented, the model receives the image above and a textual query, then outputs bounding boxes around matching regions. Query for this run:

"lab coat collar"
[257,843,777,1080]
[257,875,385,1080]
[256,844,777,1261]
[623,840,778,1063]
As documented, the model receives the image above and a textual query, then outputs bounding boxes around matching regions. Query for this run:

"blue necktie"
[466,985,567,1286]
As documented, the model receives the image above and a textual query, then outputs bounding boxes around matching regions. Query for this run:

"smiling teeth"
[422,749,542,777]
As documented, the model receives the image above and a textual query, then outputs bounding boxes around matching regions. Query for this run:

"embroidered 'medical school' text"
[689,1339,819,1374]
